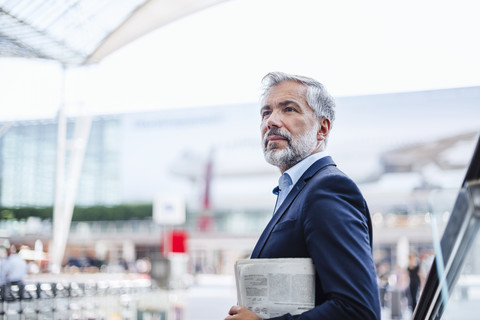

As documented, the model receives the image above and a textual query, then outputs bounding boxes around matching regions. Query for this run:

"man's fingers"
[228,305,241,315]
[225,305,240,320]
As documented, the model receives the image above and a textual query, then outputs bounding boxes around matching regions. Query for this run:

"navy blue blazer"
[251,156,381,320]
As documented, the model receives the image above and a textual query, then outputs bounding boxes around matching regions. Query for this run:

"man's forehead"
[262,81,307,106]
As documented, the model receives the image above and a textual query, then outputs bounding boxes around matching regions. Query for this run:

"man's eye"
[284,107,295,112]
[261,111,271,118]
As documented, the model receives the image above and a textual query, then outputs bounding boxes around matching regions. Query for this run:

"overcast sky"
[1,0,479,120]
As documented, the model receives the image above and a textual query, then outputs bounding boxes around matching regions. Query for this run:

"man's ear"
[317,117,331,141]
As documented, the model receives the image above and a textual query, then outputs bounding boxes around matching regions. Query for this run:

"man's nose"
[266,110,282,128]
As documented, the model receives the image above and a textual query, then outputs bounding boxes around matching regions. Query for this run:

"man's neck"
[280,151,329,183]
[279,149,325,174]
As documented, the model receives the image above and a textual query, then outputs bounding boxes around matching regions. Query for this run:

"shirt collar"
[284,151,329,187]
[272,173,293,195]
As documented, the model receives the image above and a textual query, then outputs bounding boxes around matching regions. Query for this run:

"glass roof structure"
[0,0,227,66]
[0,0,147,65]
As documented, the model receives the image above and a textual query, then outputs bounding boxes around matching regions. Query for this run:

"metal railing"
[0,276,162,320]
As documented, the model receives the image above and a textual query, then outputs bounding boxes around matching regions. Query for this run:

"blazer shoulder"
[303,156,337,179]
[305,157,365,200]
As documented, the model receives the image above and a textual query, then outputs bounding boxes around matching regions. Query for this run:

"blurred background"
[0,0,479,319]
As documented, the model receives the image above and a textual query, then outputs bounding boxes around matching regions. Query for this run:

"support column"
[50,66,92,273]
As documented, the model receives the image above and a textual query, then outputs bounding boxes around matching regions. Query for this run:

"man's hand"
[225,306,261,320]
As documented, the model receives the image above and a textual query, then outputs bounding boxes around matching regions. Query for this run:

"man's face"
[260,81,321,172]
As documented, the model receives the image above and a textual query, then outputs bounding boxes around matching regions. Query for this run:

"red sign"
[166,230,188,253]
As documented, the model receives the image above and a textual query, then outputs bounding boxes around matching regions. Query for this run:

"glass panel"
[441,230,480,320]
[413,136,480,320]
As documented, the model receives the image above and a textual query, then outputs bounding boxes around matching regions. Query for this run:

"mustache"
[263,128,291,147]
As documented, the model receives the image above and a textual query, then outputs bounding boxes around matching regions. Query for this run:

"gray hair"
[260,72,336,125]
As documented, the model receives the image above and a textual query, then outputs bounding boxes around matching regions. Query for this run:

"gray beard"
[263,123,319,172]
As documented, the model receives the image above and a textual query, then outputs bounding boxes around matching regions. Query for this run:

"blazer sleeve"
[268,171,381,320]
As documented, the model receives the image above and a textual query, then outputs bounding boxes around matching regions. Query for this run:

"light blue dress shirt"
[273,151,329,213]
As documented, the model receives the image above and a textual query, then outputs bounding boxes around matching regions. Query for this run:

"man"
[226,72,381,319]
[5,244,27,285]
[0,245,7,286]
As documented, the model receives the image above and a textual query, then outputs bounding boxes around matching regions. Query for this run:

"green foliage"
[0,209,15,220]
[0,204,152,221]
[72,204,152,221]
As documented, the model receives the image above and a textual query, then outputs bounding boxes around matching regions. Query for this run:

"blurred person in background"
[407,252,423,313]
[226,72,380,320]
[377,261,391,308]
[5,244,27,286]
[0,245,8,286]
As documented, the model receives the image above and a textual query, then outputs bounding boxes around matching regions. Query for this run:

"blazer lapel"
[250,156,336,258]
